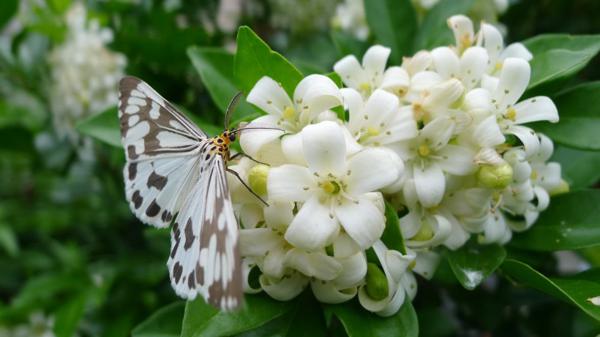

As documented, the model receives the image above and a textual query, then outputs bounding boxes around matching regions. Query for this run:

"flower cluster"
[49,3,126,143]
[232,15,564,315]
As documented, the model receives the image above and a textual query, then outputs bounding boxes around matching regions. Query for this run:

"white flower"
[332,0,369,41]
[431,46,489,90]
[240,75,342,159]
[268,121,401,250]
[395,116,476,207]
[477,22,532,74]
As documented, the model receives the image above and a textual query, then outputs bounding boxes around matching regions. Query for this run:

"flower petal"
[268,164,315,202]
[334,251,367,288]
[364,89,400,127]
[284,248,342,280]
[431,47,460,80]
[507,125,540,156]
[514,96,559,124]
[437,144,476,176]
[312,281,357,304]
[478,23,504,64]
[260,272,308,301]
[239,228,281,256]
[420,116,455,151]
[464,88,492,117]
[285,196,339,250]
[362,45,391,85]
[460,47,489,89]
[473,115,505,147]
[239,115,284,157]
[402,50,432,75]
[413,162,445,207]
[381,66,410,95]
[448,15,474,50]
[412,250,440,279]
[294,74,343,121]
[280,133,306,165]
[247,76,293,116]
[346,148,402,194]
[334,55,367,89]
[264,201,294,231]
[501,42,533,61]
[302,121,347,175]
[493,58,531,110]
[343,88,366,133]
[335,196,385,249]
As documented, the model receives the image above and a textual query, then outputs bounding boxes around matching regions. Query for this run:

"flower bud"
[365,263,388,301]
[477,163,513,189]
[248,164,270,196]
[411,219,434,241]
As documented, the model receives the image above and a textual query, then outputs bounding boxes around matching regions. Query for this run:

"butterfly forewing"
[118,76,242,310]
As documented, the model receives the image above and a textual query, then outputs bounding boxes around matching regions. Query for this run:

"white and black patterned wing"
[167,155,242,310]
[119,76,207,228]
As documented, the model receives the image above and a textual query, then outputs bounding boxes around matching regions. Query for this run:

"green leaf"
[234,26,303,97]
[330,30,369,58]
[132,301,185,337]
[181,294,293,337]
[328,299,418,337]
[532,81,600,150]
[75,107,121,147]
[551,145,600,189]
[364,0,417,64]
[502,259,600,322]
[187,47,255,121]
[381,202,406,254]
[236,292,326,337]
[510,190,600,251]
[0,225,18,257]
[0,0,18,29]
[54,294,87,337]
[524,35,600,91]
[446,243,506,290]
[413,0,474,51]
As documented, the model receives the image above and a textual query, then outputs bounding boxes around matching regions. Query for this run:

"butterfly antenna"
[225,92,244,130]
[231,126,284,134]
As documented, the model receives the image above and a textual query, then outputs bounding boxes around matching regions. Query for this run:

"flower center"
[321,180,341,195]
[505,107,517,122]
[359,82,372,94]
[418,143,431,157]
[283,106,297,120]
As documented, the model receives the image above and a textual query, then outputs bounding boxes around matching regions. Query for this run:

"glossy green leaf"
[364,0,417,64]
[510,190,600,251]
[413,0,474,50]
[187,47,255,121]
[551,145,600,189]
[181,294,293,337]
[54,294,87,337]
[532,82,600,150]
[382,201,406,254]
[330,30,369,58]
[234,26,303,97]
[502,259,600,322]
[524,34,600,91]
[447,243,506,290]
[0,0,18,29]
[132,301,185,337]
[75,107,120,147]
[328,299,418,337]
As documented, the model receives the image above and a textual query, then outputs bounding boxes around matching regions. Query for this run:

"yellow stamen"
[366,126,380,137]
[530,170,538,180]
[321,180,340,195]
[359,82,372,94]
[418,143,431,157]
[283,106,296,120]
[495,61,503,72]
[505,107,517,121]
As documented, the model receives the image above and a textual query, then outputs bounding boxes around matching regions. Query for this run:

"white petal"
[268,164,315,202]
[478,23,504,65]
[239,203,263,229]
[239,115,284,157]
[464,88,493,117]
[493,58,531,110]
[335,196,385,249]
[501,43,533,61]
[400,272,417,300]
[437,144,476,175]
[536,162,562,190]
[333,233,362,258]
[260,272,308,301]
[413,162,445,208]
[264,201,294,231]
[412,250,440,279]
[285,196,339,250]
[312,281,357,304]
[507,125,540,156]
[533,185,550,211]
[239,228,281,256]
[409,71,443,93]
[334,251,368,288]
[514,96,559,124]
[460,47,489,89]
[406,214,452,249]
[247,76,293,116]
[241,258,262,293]
[403,50,432,75]
[423,79,464,112]
[262,246,287,278]
[381,66,410,95]
[447,15,474,50]
[442,213,470,250]
[473,115,505,147]
[343,88,366,133]
[362,45,391,84]
[386,250,416,281]
[375,284,406,317]
[363,89,400,127]
[284,248,342,281]
[431,47,460,80]
[294,74,342,121]
[302,121,347,175]
[420,116,455,151]
[334,55,367,89]
[346,148,401,194]
[280,133,306,165]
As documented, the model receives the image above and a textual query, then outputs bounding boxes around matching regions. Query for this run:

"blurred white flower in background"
[1,312,56,337]
[269,0,338,34]
[332,0,369,41]
[232,14,564,315]
[48,2,126,144]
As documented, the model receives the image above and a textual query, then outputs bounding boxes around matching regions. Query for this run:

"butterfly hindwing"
[167,155,242,310]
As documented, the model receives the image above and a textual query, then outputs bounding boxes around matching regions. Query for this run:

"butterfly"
[118,76,266,310]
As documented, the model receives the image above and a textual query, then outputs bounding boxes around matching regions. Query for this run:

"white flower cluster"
[0,312,55,337]
[49,3,126,142]
[232,15,563,316]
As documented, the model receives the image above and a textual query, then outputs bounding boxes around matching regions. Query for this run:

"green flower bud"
[477,163,513,189]
[411,219,434,241]
[248,164,270,196]
[366,263,389,301]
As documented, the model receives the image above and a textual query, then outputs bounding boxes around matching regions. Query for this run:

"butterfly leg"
[226,168,269,207]
[229,152,269,166]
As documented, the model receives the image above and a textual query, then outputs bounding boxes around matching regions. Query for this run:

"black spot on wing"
[173,262,183,283]
[147,171,168,190]
[128,163,138,180]
[184,219,195,250]
[162,210,173,223]
[132,190,143,209]
[187,271,196,289]
[146,199,161,217]
[170,222,181,258]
